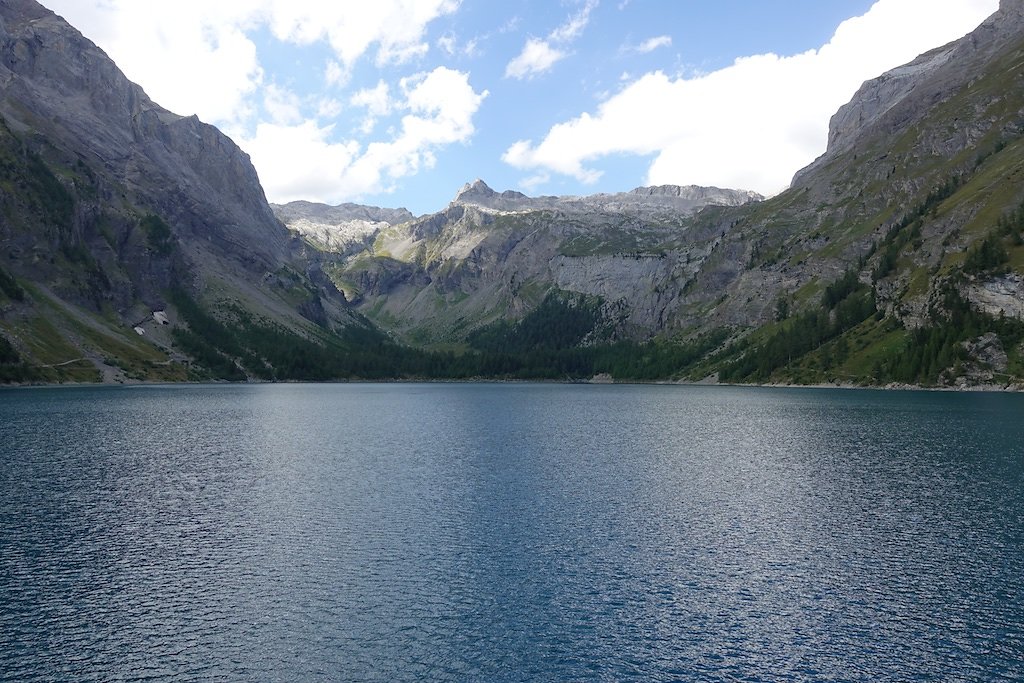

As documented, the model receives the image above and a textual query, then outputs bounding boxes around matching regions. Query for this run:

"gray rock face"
[794,1,1022,186]
[0,0,289,269]
[273,200,415,253]
[951,332,1010,386]
[821,45,958,159]
[966,274,1024,320]
[963,332,1009,371]
[274,200,414,227]
[273,180,761,336]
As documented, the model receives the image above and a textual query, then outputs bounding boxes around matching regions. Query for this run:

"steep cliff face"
[799,44,959,177]
[0,0,290,267]
[745,0,1024,319]
[796,0,1023,186]
[0,0,352,382]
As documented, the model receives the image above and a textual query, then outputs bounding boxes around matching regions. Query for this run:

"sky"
[42,0,998,215]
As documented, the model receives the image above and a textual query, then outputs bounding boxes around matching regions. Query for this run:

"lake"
[1,383,1022,681]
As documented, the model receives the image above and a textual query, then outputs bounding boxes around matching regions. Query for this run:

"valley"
[2,0,1024,388]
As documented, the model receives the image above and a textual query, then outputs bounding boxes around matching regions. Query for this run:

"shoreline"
[2,375,1022,394]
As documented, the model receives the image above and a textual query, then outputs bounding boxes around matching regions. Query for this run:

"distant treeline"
[168,288,730,382]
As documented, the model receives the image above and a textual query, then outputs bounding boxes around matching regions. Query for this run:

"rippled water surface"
[1,383,1023,681]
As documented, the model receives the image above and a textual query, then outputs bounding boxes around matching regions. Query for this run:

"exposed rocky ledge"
[966,273,1024,320]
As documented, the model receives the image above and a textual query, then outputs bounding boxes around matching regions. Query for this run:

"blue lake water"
[1,383,1023,681]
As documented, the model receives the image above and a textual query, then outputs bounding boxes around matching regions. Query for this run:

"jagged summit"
[277,179,761,256]
[453,179,496,200]
[451,179,529,208]
[272,200,415,253]
[273,200,414,226]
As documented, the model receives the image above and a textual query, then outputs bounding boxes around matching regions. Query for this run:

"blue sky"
[45,0,997,215]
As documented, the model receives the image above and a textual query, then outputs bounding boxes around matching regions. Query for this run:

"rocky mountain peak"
[453,179,496,203]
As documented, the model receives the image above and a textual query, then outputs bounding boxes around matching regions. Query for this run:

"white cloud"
[350,80,394,133]
[263,0,458,67]
[549,0,598,43]
[263,84,303,125]
[520,172,552,191]
[463,37,481,58]
[324,60,350,88]
[239,120,362,201]
[43,0,460,126]
[45,0,264,125]
[503,0,998,194]
[351,81,393,117]
[504,0,597,80]
[627,35,672,54]
[499,17,521,34]
[42,0,476,205]
[437,33,457,56]
[317,98,344,118]
[437,32,483,59]
[240,67,488,203]
[505,39,568,79]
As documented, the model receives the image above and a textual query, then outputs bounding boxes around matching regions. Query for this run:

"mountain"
[278,0,1024,387]
[692,0,1024,386]
[275,181,761,344]
[3,0,1024,387]
[0,0,361,383]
